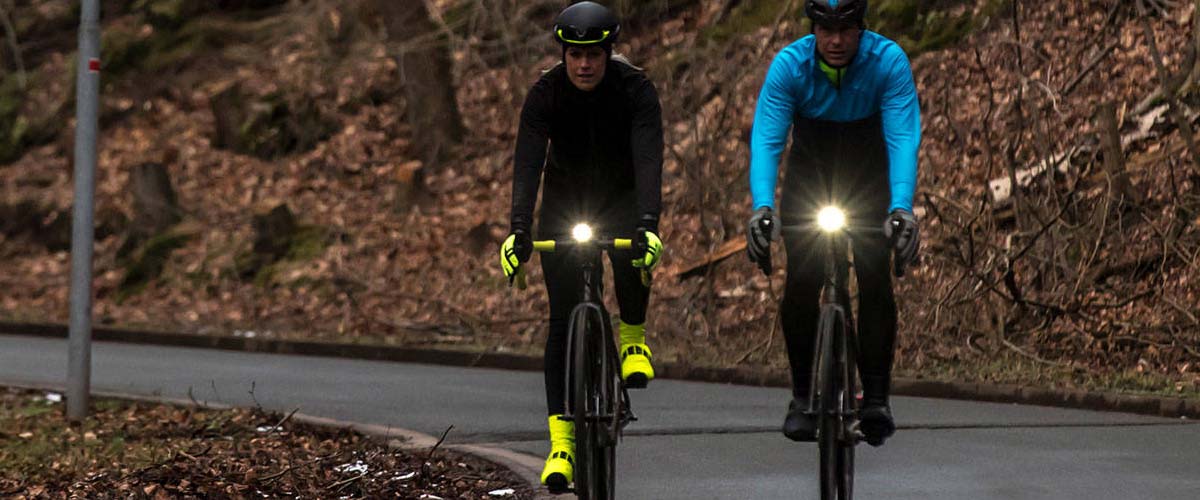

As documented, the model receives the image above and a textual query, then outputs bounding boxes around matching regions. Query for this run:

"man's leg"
[539,250,583,490]
[779,228,825,440]
[851,226,899,446]
[609,246,654,388]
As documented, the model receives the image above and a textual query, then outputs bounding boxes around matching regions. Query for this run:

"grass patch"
[903,354,1200,400]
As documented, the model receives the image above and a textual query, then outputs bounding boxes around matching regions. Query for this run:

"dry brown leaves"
[0,1,1197,393]
[0,387,528,499]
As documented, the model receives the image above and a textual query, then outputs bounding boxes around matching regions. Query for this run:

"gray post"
[67,0,101,421]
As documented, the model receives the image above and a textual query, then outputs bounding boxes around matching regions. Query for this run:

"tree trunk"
[1096,102,1140,205]
[371,0,464,170]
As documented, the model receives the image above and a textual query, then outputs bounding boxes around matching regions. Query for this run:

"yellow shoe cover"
[619,322,655,387]
[620,343,655,387]
[540,415,575,490]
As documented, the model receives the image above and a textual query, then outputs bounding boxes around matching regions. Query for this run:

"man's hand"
[883,209,919,267]
[632,229,663,271]
[500,229,533,286]
[747,207,780,274]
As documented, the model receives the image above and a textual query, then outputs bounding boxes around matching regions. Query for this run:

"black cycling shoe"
[859,403,896,447]
[782,399,817,442]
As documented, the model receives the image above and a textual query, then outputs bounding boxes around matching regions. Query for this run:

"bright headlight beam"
[817,206,847,232]
[572,223,594,242]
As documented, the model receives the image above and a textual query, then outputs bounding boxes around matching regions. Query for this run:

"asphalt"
[2,335,1197,499]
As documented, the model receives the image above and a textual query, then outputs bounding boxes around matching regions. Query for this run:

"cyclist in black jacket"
[498,1,664,491]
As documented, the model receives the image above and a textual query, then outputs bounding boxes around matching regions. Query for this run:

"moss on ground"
[117,229,197,303]
[903,354,1200,400]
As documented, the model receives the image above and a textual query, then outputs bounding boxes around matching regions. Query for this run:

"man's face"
[814,23,862,67]
[565,46,608,91]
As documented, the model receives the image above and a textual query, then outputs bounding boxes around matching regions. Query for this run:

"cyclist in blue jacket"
[745,0,921,447]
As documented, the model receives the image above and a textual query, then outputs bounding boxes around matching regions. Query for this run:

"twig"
[248,381,264,414]
[1163,295,1200,326]
[261,454,335,483]
[1138,0,1200,170]
[1082,289,1154,310]
[426,425,453,461]
[1062,39,1120,96]
[178,444,213,461]
[268,407,300,435]
[1000,336,1068,368]
[330,471,369,492]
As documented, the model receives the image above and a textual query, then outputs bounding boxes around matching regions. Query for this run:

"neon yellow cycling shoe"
[619,322,655,388]
[621,343,655,388]
[541,415,575,493]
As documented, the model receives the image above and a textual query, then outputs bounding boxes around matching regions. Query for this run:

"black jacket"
[509,58,663,236]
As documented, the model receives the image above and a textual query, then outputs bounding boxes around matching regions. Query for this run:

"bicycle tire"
[570,306,596,500]
[836,305,855,500]
[818,302,859,500]
[597,317,618,500]
[817,304,840,500]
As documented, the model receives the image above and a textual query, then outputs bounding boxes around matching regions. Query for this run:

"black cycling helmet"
[805,0,868,29]
[553,2,620,50]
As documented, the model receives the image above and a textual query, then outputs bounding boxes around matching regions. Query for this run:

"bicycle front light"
[817,206,847,232]
[572,223,594,243]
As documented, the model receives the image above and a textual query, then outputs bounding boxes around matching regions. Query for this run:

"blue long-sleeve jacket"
[750,31,921,212]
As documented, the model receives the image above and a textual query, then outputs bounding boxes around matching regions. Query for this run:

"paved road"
[1,335,1196,499]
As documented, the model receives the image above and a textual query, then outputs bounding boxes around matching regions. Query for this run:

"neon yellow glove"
[499,230,532,286]
[632,230,663,271]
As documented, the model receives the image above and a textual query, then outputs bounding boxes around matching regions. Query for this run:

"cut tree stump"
[117,162,182,259]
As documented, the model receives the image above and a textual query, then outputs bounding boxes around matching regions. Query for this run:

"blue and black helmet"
[553,2,620,49]
[805,0,868,29]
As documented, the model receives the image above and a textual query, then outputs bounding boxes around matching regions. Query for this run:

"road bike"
[517,222,640,500]
[757,206,905,500]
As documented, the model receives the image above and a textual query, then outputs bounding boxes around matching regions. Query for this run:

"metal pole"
[67,0,101,421]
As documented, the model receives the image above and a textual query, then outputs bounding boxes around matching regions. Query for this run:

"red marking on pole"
[88,59,101,73]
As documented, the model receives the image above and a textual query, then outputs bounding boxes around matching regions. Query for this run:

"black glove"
[746,207,780,274]
[883,209,919,268]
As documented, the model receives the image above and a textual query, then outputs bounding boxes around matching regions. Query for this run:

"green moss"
[237,224,330,287]
[100,24,154,77]
[703,0,793,44]
[117,230,196,302]
[234,92,337,160]
[286,225,329,261]
[0,79,27,164]
[870,0,978,56]
[134,0,207,30]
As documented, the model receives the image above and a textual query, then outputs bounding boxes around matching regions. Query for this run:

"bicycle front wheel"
[569,305,616,500]
[816,304,850,500]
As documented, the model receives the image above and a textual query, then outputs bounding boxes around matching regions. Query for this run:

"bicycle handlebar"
[531,238,635,252]
[512,237,646,290]
[762,223,908,279]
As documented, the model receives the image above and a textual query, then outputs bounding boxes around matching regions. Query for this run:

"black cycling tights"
[541,246,649,416]
[779,226,897,404]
